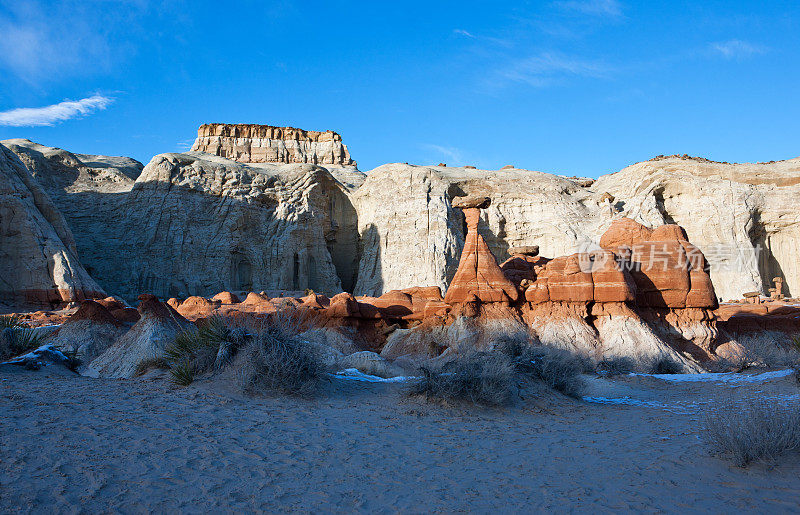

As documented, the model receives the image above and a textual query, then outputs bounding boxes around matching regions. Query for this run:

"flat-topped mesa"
[190,123,356,166]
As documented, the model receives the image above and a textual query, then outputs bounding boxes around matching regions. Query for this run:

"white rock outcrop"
[112,152,360,300]
[0,143,104,306]
[352,157,800,301]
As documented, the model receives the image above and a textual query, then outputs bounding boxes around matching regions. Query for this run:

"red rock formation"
[66,300,120,326]
[600,218,717,310]
[175,296,221,318]
[444,197,519,304]
[212,291,241,304]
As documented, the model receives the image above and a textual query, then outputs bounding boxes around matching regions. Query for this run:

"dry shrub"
[731,333,800,370]
[236,319,327,396]
[702,397,800,467]
[408,352,515,406]
[597,356,637,376]
[510,346,586,398]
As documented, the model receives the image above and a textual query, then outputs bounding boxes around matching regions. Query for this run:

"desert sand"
[2,368,799,513]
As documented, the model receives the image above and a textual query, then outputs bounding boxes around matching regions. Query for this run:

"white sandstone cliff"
[0,143,104,307]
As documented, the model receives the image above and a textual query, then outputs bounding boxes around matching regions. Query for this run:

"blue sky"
[0,0,798,177]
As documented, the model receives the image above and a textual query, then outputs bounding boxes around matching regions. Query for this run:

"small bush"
[598,356,637,376]
[513,346,586,398]
[237,328,327,396]
[163,315,247,386]
[702,397,800,467]
[408,352,515,406]
[648,355,683,375]
[492,330,533,358]
[170,361,196,387]
[1,325,48,361]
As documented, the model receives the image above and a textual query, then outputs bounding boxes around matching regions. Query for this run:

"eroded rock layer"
[191,123,356,166]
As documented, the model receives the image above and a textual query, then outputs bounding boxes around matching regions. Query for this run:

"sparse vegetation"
[0,317,49,361]
[408,352,515,406]
[647,355,684,375]
[409,334,587,406]
[163,315,247,386]
[0,314,22,330]
[702,397,800,467]
[511,346,586,398]
[236,316,327,396]
[597,356,637,376]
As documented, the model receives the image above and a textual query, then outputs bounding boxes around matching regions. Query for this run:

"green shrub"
[1,325,48,361]
[164,315,245,386]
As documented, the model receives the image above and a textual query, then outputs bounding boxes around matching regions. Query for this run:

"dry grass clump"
[236,309,327,396]
[408,352,515,406]
[702,397,800,467]
[237,329,326,396]
[409,332,587,406]
[509,346,586,398]
[159,307,328,394]
[0,316,48,361]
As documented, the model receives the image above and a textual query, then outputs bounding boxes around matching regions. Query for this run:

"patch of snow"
[1,344,68,365]
[332,368,415,383]
[631,369,794,384]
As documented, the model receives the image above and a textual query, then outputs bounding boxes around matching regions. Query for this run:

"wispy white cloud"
[421,144,464,164]
[0,95,113,126]
[553,0,622,18]
[453,28,513,48]
[709,39,766,59]
[493,52,610,88]
[453,29,476,38]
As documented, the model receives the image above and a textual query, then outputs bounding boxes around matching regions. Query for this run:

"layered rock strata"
[191,124,356,166]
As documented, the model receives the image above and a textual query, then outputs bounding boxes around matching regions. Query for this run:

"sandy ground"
[2,368,800,513]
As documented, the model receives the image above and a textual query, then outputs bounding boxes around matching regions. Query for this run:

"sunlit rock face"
[191,123,356,167]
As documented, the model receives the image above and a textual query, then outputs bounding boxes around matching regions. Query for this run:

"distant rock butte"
[191,123,356,166]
